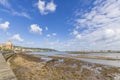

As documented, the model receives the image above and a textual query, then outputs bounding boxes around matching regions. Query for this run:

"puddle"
[41,57,53,62]
[114,74,120,80]
[58,59,64,63]
[71,63,77,68]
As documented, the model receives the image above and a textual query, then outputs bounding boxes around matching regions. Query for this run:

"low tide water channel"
[28,52,120,67]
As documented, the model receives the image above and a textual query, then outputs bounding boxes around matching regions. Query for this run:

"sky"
[0,0,120,51]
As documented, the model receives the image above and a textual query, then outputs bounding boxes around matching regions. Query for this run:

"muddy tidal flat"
[8,53,120,80]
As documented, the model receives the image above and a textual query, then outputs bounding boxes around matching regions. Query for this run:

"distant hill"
[13,46,57,52]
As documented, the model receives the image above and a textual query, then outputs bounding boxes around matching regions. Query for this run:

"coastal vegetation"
[0,47,12,51]
[14,46,57,52]
[21,47,57,52]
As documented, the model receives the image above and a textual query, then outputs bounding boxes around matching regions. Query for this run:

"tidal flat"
[8,53,120,80]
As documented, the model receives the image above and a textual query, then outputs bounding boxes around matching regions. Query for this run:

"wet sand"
[8,53,120,80]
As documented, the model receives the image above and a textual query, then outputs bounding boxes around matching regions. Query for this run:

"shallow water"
[29,52,120,67]
[29,52,68,56]
[41,57,53,62]
[77,58,120,67]
[84,53,120,59]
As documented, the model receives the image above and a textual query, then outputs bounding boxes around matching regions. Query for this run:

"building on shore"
[0,44,4,48]
[13,46,23,52]
[5,41,13,49]
[0,41,13,50]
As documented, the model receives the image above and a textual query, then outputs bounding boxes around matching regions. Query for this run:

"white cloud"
[45,27,48,31]
[72,30,78,35]
[76,34,81,39]
[105,29,115,38]
[75,0,120,30]
[30,24,43,35]
[46,1,56,12]
[37,0,46,15]
[52,33,56,36]
[47,34,51,38]
[44,40,60,49]
[0,0,10,8]
[12,11,31,19]
[0,18,2,21]
[0,0,31,19]
[72,30,81,39]
[67,0,120,50]
[6,32,11,36]
[37,0,56,15]
[0,9,31,19]
[46,33,57,38]
[39,0,120,51]
[11,34,24,42]
[0,21,9,31]
[26,42,35,45]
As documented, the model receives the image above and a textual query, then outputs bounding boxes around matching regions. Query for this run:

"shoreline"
[7,53,120,80]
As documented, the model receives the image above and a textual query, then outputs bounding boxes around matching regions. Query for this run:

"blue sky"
[0,0,120,51]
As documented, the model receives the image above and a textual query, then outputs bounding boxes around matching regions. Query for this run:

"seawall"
[0,53,17,80]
